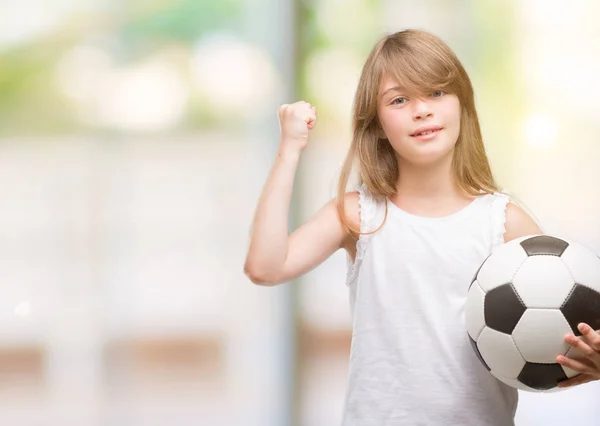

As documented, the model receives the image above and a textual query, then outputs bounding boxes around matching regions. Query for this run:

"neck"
[394,152,463,201]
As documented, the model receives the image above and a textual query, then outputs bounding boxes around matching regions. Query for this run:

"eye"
[391,97,407,105]
[431,90,446,98]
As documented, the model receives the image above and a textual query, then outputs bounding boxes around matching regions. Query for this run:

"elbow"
[243,260,281,286]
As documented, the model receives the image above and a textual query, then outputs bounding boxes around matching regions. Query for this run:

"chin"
[400,143,456,165]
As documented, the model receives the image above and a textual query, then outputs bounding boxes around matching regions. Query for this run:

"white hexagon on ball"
[512,309,572,363]
[560,242,600,293]
[465,280,486,340]
[512,255,575,308]
[562,346,587,379]
[477,327,526,379]
[477,237,529,292]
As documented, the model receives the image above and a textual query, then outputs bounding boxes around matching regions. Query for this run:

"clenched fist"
[277,101,316,153]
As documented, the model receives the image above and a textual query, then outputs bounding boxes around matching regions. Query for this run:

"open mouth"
[413,129,440,137]
[411,127,443,138]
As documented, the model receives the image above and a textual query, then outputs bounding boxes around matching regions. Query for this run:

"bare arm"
[244,102,359,285]
[504,203,543,243]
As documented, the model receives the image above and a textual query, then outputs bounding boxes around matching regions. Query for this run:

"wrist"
[277,142,303,161]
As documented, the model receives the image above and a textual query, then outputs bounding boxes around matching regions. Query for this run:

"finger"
[302,102,314,111]
[578,323,600,350]
[564,333,600,362]
[556,354,596,375]
[557,373,595,388]
[278,104,289,119]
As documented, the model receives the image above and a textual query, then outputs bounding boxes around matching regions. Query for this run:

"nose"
[413,98,433,120]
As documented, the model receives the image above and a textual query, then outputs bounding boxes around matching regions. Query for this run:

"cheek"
[377,110,391,132]
[442,103,461,140]
[449,113,461,133]
[448,100,462,127]
[451,112,462,140]
[379,111,408,137]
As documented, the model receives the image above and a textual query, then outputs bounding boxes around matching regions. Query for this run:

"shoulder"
[341,191,360,230]
[503,202,543,243]
[342,184,386,231]
[336,191,360,253]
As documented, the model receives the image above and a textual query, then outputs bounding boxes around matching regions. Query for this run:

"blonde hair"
[337,29,500,238]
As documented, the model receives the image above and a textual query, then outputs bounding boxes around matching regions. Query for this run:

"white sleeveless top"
[342,184,517,426]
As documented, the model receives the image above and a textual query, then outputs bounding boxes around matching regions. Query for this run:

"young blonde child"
[244,29,600,425]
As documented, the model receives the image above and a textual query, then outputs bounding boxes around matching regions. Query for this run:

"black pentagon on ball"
[561,284,600,335]
[469,335,490,371]
[484,284,527,334]
[520,235,569,257]
[518,362,568,390]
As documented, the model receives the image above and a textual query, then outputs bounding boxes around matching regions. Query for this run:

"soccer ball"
[466,234,600,392]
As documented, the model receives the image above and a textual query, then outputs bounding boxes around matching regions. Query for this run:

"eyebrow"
[380,85,406,99]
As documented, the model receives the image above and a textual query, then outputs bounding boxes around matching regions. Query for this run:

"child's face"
[377,74,461,166]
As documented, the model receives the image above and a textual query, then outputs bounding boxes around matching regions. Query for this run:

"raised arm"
[243,102,359,285]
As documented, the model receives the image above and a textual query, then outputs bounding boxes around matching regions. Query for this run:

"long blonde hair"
[337,29,500,238]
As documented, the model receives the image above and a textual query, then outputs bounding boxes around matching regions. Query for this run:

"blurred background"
[0,0,599,425]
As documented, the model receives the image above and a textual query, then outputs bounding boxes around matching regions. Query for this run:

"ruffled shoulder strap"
[490,191,510,251]
[345,183,387,286]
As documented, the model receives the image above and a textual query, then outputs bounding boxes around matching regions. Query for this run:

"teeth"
[416,130,435,136]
